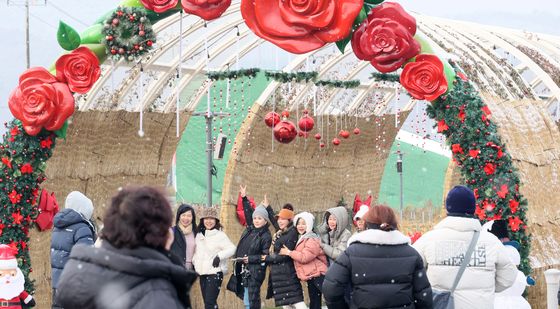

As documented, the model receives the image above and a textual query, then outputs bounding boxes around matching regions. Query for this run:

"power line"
[47,0,89,27]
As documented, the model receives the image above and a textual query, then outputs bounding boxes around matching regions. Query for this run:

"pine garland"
[314,79,360,89]
[264,71,319,83]
[207,68,261,80]
[370,72,401,82]
[427,77,531,274]
[0,120,56,292]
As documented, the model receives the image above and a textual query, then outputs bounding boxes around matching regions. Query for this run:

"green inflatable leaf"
[57,21,81,51]
[364,0,384,4]
[55,121,68,139]
[335,7,368,54]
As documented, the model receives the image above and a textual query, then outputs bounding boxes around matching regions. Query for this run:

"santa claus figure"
[0,245,35,309]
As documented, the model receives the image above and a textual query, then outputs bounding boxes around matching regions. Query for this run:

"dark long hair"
[197,217,223,235]
[175,203,197,235]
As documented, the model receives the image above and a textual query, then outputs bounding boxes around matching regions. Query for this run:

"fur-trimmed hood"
[348,229,410,246]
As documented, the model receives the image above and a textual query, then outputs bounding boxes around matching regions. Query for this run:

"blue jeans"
[243,288,250,309]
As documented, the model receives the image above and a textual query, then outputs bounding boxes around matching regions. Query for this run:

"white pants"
[283,302,307,309]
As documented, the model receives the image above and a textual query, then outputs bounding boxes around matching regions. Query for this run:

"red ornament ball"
[110,49,117,55]
[264,112,280,128]
[339,130,350,139]
[273,120,297,144]
[281,110,290,118]
[298,131,309,138]
[353,128,361,135]
[118,48,125,55]
[320,142,326,148]
[139,30,145,37]
[112,18,119,26]
[147,40,153,47]
[332,138,341,146]
[106,35,113,41]
[298,114,315,132]
[314,133,321,140]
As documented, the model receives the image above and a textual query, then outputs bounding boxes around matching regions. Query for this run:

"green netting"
[378,141,450,209]
[175,73,270,204]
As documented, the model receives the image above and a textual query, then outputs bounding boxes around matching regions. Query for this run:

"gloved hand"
[212,256,220,268]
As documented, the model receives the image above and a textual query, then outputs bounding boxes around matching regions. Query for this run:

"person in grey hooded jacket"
[316,206,352,264]
[50,191,96,309]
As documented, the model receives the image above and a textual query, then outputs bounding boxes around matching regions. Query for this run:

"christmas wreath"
[102,6,156,61]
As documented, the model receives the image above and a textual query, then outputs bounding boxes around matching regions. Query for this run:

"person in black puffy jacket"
[227,185,272,309]
[50,191,96,309]
[322,204,433,309]
[55,186,197,309]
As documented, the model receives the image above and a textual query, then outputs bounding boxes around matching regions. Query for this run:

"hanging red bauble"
[264,112,280,128]
[320,142,326,148]
[332,138,341,146]
[314,133,321,140]
[353,128,360,135]
[273,119,297,143]
[298,131,309,138]
[298,111,315,132]
[281,110,290,118]
[339,130,350,139]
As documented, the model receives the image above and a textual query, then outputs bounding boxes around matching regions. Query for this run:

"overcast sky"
[0,0,559,134]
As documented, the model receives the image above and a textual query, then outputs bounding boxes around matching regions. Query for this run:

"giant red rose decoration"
[141,0,179,13]
[56,46,101,94]
[400,54,448,101]
[8,67,75,136]
[241,0,363,54]
[182,0,231,20]
[351,2,420,73]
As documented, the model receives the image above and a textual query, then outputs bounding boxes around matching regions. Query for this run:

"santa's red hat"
[0,244,18,269]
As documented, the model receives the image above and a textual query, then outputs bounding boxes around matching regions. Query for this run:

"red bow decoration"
[36,189,60,231]
[236,193,256,226]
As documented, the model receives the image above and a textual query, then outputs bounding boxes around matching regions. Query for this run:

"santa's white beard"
[0,268,24,300]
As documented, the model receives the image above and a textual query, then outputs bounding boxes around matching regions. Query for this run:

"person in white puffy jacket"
[494,244,531,309]
[413,185,517,309]
[192,206,236,309]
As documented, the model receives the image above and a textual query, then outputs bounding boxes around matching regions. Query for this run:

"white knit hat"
[294,212,315,234]
[0,245,18,270]
[353,205,369,221]
[65,191,94,220]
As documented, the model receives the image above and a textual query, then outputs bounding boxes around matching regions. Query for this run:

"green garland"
[102,6,156,61]
[264,71,319,83]
[207,68,261,80]
[314,79,360,89]
[370,72,400,82]
[427,76,531,274]
[0,120,56,292]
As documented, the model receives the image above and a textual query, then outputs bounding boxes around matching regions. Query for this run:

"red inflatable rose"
[56,46,101,94]
[352,2,420,73]
[241,0,363,54]
[400,54,448,101]
[141,0,179,13]
[8,67,75,136]
[182,0,231,20]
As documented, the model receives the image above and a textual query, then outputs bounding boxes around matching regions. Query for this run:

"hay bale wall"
[29,111,188,308]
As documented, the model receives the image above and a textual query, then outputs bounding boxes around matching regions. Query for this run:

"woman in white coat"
[192,206,236,309]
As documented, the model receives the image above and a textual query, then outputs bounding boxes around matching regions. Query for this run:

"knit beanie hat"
[277,208,294,220]
[65,191,94,220]
[253,205,270,224]
[445,185,476,216]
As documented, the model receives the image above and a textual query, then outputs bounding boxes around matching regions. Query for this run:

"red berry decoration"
[139,30,145,37]
[112,18,119,25]
[339,130,350,139]
[264,112,280,128]
[281,110,290,118]
[273,120,297,144]
[147,40,153,47]
[332,138,341,146]
[106,35,113,41]
[298,111,315,132]
[110,49,117,55]
[314,133,321,140]
[353,128,361,135]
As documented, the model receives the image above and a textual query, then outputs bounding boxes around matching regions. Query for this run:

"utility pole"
[7,0,47,69]
[396,149,404,221]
